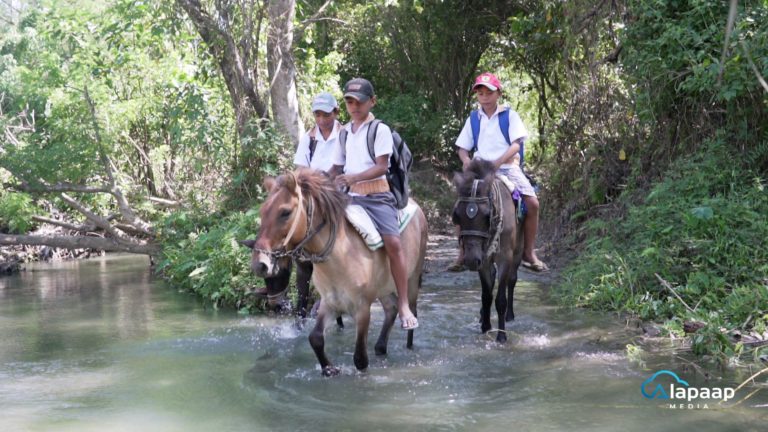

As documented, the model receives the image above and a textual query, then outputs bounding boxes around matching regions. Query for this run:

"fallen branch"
[655,273,695,313]
[1,234,159,255]
[31,215,96,233]
[149,196,182,208]
[6,181,111,194]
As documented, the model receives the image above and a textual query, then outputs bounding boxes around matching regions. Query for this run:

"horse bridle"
[254,184,337,266]
[456,178,504,258]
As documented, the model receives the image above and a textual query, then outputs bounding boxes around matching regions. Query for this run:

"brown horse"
[453,159,524,343]
[242,168,428,376]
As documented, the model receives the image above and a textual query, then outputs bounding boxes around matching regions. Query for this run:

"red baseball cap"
[473,72,502,91]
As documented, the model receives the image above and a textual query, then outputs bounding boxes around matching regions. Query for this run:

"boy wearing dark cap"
[329,78,419,330]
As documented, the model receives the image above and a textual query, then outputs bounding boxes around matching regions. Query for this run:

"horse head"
[240,171,310,279]
[452,159,498,271]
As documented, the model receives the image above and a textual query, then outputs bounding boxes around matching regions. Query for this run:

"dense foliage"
[3,0,768,364]
[156,208,266,313]
[554,0,768,363]
[557,139,768,361]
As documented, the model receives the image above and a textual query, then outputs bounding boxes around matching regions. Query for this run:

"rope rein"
[282,185,304,247]
[485,180,504,259]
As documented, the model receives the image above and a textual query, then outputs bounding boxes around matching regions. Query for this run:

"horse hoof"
[374,345,387,356]
[505,315,515,323]
[322,366,340,377]
[496,333,508,344]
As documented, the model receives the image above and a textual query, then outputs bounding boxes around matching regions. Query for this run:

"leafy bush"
[156,208,267,313]
[0,191,38,234]
[375,93,461,167]
[222,121,294,211]
[556,138,768,361]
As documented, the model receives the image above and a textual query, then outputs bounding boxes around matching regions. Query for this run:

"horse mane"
[455,159,497,196]
[292,168,349,225]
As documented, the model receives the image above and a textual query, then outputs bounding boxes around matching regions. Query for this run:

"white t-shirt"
[294,121,341,171]
[331,116,392,179]
[455,105,528,169]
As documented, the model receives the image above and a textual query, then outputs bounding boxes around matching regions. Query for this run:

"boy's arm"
[458,148,472,171]
[294,133,311,168]
[493,139,522,170]
[335,156,388,188]
[455,117,474,170]
[328,164,344,179]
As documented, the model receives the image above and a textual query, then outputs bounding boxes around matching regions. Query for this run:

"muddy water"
[1,251,766,431]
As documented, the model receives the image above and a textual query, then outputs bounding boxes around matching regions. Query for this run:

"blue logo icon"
[641,370,690,399]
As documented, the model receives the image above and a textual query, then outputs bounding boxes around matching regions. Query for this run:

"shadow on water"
[1,254,766,431]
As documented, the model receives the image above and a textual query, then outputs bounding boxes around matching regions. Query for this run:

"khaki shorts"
[350,192,400,236]
[498,166,536,197]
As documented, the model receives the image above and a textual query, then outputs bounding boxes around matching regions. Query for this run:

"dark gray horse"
[453,159,524,343]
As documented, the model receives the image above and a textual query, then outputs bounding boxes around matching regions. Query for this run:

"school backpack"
[339,119,412,209]
[470,108,525,170]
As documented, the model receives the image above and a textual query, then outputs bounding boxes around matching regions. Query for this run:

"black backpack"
[339,119,412,209]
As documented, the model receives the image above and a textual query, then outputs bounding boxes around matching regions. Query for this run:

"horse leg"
[507,224,524,322]
[295,260,312,318]
[308,307,339,377]
[353,307,371,371]
[406,273,421,349]
[495,266,511,343]
[506,275,518,322]
[375,294,398,356]
[479,264,495,334]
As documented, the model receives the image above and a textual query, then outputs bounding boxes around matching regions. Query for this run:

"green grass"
[555,138,768,363]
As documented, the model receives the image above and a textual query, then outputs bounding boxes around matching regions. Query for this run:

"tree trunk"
[1,234,160,255]
[176,0,269,138]
[267,0,303,144]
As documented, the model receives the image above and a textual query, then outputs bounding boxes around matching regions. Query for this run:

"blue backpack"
[470,109,525,170]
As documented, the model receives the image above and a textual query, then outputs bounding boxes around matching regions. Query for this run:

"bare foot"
[400,313,419,330]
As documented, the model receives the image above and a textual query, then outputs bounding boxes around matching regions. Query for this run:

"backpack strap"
[365,119,382,162]
[498,109,511,145]
[470,110,480,152]
[308,126,318,162]
[339,120,386,165]
[497,109,524,169]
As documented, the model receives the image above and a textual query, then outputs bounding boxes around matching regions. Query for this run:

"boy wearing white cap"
[284,92,344,318]
[294,92,342,171]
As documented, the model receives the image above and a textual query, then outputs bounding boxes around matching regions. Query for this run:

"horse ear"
[239,239,256,249]
[281,172,298,194]
[263,176,276,192]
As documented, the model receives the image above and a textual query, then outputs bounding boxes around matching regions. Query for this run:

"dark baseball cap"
[343,78,375,102]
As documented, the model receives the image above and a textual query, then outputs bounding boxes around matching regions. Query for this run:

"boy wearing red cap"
[453,72,548,272]
[329,78,419,330]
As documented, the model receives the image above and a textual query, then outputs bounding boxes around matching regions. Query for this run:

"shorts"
[350,192,400,236]
[498,165,536,197]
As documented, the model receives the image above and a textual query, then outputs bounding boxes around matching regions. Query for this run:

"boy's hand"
[335,174,355,188]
